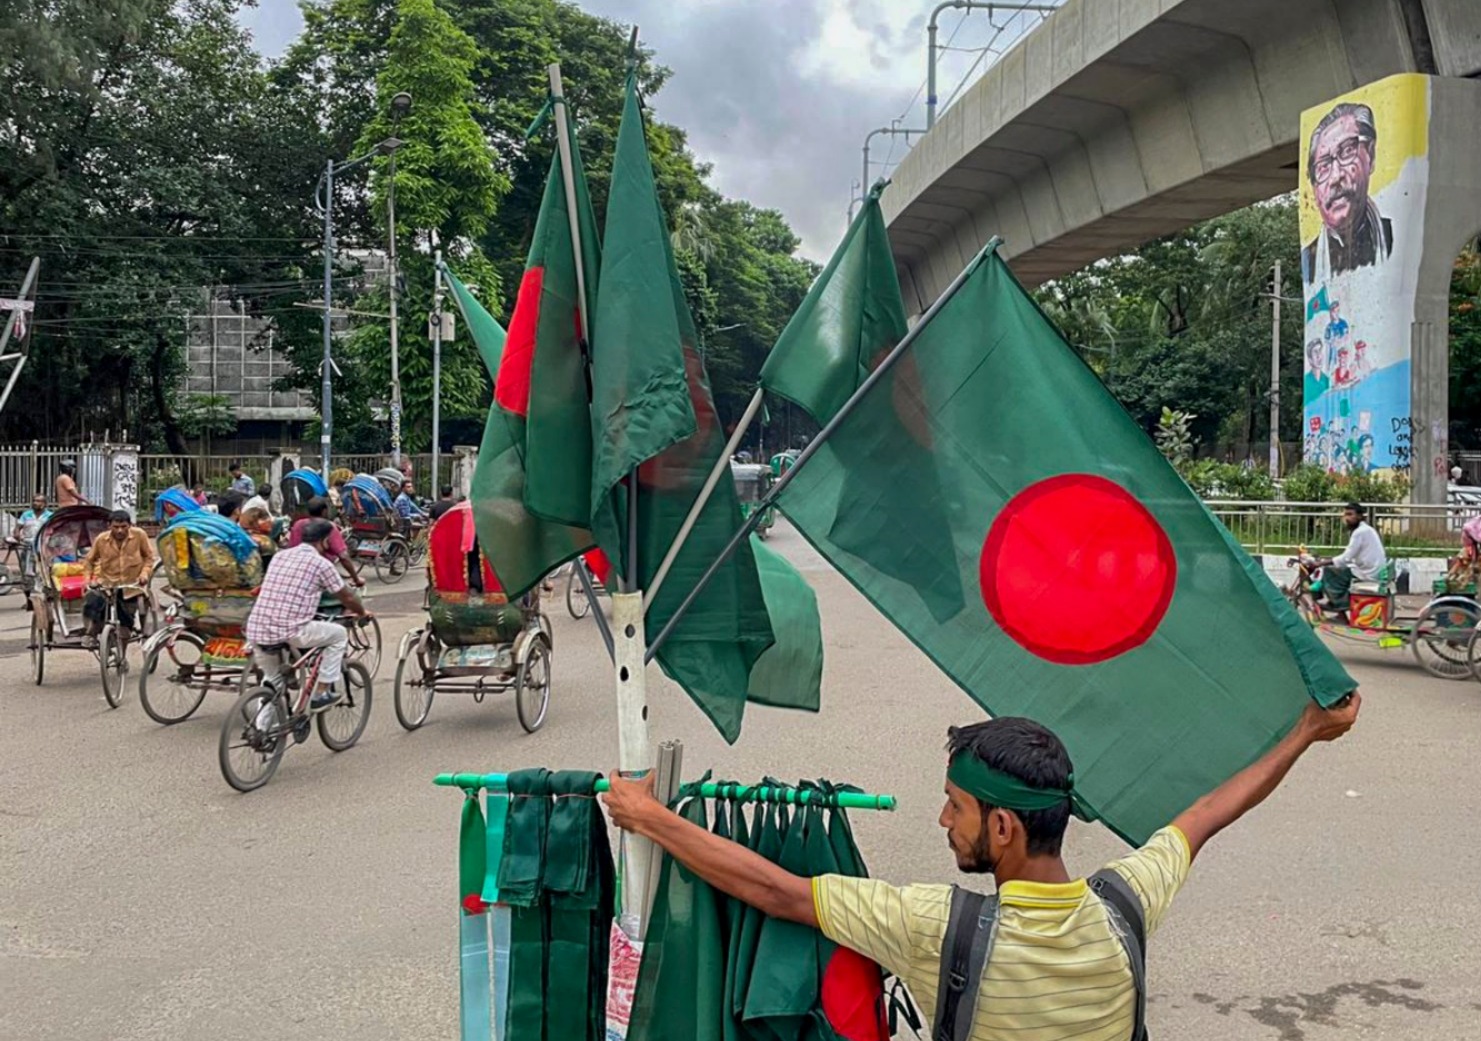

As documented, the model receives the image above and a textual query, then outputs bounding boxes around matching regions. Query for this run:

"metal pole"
[431,248,443,498]
[0,257,41,416]
[547,64,592,340]
[927,2,1060,128]
[388,148,403,467]
[644,387,763,611]
[320,159,335,477]
[1269,260,1281,480]
[646,236,1002,665]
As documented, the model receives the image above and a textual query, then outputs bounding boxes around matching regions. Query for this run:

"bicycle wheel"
[346,615,382,677]
[140,629,209,725]
[393,632,433,731]
[1469,624,1481,682]
[1411,599,1481,680]
[408,532,428,567]
[565,564,591,619]
[0,562,14,596]
[29,609,45,685]
[100,624,129,709]
[219,686,287,792]
[514,636,550,734]
[376,540,409,584]
[318,660,373,750]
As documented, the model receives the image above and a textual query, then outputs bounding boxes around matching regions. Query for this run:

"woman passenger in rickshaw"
[239,505,276,562]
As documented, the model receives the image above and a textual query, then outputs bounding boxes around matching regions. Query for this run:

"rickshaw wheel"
[565,564,591,619]
[100,624,129,709]
[376,540,410,584]
[347,614,382,677]
[140,629,209,725]
[0,562,14,595]
[29,609,45,685]
[393,633,434,731]
[515,637,551,734]
[1468,624,1481,683]
[1411,599,1481,680]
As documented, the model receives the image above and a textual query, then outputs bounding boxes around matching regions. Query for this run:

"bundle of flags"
[452,66,1355,842]
[446,70,821,743]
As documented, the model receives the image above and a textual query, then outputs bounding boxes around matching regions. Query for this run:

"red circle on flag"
[979,474,1176,665]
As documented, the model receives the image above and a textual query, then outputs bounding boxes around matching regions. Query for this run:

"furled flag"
[767,243,1355,844]
[447,265,592,599]
[588,70,818,741]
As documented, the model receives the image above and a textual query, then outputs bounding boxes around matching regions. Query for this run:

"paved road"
[3,523,1480,1040]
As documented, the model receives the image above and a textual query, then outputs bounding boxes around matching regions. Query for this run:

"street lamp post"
[387,91,412,467]
[314,135,403,478]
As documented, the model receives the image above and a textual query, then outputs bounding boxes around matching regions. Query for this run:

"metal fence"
[0,442,115,510]
[1206,500,1465,558]
[135,452,454,510]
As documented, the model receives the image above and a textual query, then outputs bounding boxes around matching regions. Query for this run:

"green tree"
[0,0,323,450]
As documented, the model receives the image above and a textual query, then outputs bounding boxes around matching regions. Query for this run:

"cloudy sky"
[238,0,1055,260]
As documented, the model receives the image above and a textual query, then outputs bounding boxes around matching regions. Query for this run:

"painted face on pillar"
[939,778,995,874]
[1312,114,1375,237]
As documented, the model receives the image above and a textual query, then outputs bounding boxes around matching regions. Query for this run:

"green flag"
[447,269,591,598]
[501,116,601,529]
[762,187,962,623]
[588,71,775,742]
[774,247,1356,845]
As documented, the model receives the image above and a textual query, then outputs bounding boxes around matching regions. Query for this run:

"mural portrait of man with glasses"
[1301,101,1394,283]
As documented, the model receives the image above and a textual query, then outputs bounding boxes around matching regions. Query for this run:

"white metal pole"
[0,257,41,415]
[643,387,763,610]
[551,59,654,935]
[1270,260,1281,479]
[388,148,403,467]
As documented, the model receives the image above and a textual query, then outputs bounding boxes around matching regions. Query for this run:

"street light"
[387,91,412,466]
[314,134,403,478]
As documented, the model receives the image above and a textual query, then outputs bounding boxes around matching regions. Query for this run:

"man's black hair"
[300,518,335,545]
[217,491,244,519]
[305,496,330,518]
[440,485,453,498]
[946,717,1073,856]
[109,509,132,524]
[228,461,242,472]
[1346,501,1366,518]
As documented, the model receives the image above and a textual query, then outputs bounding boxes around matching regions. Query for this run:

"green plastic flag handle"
[434,773,896,811]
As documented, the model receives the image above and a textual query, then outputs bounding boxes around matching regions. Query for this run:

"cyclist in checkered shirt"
[245,519,369,710]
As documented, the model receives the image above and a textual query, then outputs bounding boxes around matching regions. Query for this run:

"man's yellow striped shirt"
[811,826,1191,1041]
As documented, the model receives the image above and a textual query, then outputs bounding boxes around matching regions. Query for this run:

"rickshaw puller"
[81,510,155,649]
[246,520,368,710]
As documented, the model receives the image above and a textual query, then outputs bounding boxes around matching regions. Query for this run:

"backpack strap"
[932,886,998,1041]
[1089,869,1149,1041]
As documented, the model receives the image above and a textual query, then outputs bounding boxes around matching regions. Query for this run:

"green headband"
[948,754,1099,823]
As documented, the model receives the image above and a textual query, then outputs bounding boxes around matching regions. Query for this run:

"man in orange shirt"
[55,459,87,508]
[81,510,154,648]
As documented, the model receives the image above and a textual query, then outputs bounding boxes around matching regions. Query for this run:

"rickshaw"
[341,473,411,582]
[27,504,159,705]
[565,547,611,619]
[391,501,552,732]
[375,465,429,564]
[1284,551,1481,679]
[731,462,776,539]
[280,467,329,520]
[138,512,264,724]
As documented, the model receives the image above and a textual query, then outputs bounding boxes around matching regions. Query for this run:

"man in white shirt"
[1318,501,1386,611]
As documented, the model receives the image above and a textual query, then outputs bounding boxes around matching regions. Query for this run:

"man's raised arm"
[1172,694,1360,861]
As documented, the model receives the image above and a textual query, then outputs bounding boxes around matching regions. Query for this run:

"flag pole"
[553,57,655,936]
[645,236,1002,665]
[642,386,764,611]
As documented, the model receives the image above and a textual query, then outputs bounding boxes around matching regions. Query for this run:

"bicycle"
[91,582,157,709]
[218,617,375,792]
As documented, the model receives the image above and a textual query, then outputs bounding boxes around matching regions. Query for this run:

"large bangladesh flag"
[590,71,816,742]
[447,266,591,598]
[767,244,1355,844]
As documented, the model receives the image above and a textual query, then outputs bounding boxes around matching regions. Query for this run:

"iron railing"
[1206,500,1466,558]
